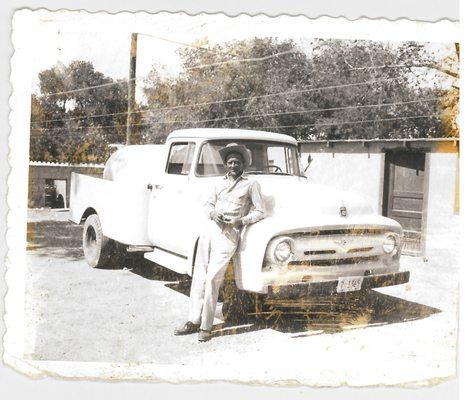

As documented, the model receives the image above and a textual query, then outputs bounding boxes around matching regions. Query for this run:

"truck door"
[147,142,197,258]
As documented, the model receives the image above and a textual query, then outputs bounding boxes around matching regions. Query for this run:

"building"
[299,138,459,258]
[28,161,104,209]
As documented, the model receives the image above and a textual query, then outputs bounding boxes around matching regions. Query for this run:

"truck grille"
[267,227,391,268]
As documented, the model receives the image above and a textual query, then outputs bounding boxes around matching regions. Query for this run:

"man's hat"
[218,143,252,167]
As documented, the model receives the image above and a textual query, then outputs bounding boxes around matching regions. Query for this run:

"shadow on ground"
[188,287,439,339]
[130,259,440,338]
[27,220,84,261]
[28,214,441,338]
[232,290,440,338]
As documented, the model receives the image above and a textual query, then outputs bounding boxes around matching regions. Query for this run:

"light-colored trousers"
[188,220,240,331]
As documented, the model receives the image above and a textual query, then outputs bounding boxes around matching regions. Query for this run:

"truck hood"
[253,175,374,218]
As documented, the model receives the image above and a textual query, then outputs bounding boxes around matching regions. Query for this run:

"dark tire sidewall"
[83,214,110,268]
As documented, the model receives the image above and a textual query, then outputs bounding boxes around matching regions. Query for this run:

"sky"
[13,10,459,103]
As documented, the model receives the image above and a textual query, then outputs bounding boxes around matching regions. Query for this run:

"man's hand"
[224,216,243,228]
[210,211,226,224]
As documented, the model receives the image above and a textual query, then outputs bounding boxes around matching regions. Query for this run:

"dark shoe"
[198,329,212,342]
[174,321,199,336]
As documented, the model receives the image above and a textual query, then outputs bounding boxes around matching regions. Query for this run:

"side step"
[143,247,189,275]
[126,245,154,253]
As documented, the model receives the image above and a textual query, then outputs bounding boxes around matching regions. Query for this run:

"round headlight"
[274,240,293,262]
[383,234,397,254]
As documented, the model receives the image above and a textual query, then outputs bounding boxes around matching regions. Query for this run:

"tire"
[55,194,65,208]
[82,214,115,268]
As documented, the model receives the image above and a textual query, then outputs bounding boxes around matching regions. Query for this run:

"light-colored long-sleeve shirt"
[204,174,265,226]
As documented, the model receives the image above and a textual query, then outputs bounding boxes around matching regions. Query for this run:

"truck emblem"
[340,206,347,217]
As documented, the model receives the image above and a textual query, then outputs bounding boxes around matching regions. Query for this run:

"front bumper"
[267,271,410,299]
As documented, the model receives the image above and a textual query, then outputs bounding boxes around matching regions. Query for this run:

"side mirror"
[304,154,313,173]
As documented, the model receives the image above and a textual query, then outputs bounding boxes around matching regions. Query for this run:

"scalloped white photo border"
[5,9,460,385]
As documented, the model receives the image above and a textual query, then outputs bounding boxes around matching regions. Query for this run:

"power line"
[35,33,452,99]
[138,32,299,70]
[144,78,401,110]
[348,63,440,71]
[30,113,439,136]
[187,49,297,71]
[34,60,422,99]
[30,122,149,133]
[36,41,295,98]
[255,114,439,130]
[32,77,402,126]
[41,80,130,97]
[137,32,215,52]
[34,60,433,100]
[166,98,439,125]
[31,109,130,125]
[31,93,435,126]
[38,76,154,98]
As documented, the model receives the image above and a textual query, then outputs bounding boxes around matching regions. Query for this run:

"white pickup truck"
[70,128,409,318]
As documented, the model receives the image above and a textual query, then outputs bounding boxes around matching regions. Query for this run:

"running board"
[126,245,154,253]
[143,248,188,275]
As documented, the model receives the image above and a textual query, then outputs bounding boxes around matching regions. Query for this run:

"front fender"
[234,213,403,293]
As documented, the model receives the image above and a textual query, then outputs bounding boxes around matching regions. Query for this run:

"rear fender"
[69,172,152,245]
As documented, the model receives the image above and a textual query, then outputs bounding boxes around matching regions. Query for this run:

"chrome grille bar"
[288,255,379,267]
[293,228,387,237]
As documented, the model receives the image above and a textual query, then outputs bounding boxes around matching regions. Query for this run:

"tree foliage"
[30,39,458,163]
[143,38,457,142]
[30,60,135,163]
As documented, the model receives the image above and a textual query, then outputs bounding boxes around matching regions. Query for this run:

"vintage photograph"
[5,10,459,386]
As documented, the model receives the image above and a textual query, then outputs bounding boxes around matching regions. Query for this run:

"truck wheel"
[83,214,114,268]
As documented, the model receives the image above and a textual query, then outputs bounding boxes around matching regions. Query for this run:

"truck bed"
[69,173,152,246]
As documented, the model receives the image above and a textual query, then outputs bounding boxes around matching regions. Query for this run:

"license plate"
[337,276,363,293]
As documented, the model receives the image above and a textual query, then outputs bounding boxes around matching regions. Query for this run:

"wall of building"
[424,152,460,257]
[300,141,460,259]
[28,163,104,208]
[302,152,384,214]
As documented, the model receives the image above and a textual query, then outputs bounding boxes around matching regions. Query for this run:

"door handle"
[147,184,163,191]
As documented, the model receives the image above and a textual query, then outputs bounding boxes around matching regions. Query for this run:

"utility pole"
[126,33,138,145]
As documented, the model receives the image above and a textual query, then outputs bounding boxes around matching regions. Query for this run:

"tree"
[30,61,141,163]
[307,40,444,139]
[30,39,458,163]
[438,43,459,138]
[142,38,457,142]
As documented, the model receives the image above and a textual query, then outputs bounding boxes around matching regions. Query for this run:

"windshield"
[196,140,303,177]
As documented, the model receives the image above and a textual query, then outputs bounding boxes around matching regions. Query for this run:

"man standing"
[174,143,265,342]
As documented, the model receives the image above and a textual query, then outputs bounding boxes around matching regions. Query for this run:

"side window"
[166,142,196,175]
[196,142,226,176]
[267,146,287,173]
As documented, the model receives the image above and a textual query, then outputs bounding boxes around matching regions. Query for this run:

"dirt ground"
[23,209,458,386]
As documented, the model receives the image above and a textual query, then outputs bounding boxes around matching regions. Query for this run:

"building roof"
[29,161,105,168]
[298,137,459,144]
[299,137,460,154]
[168,128,298,145]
